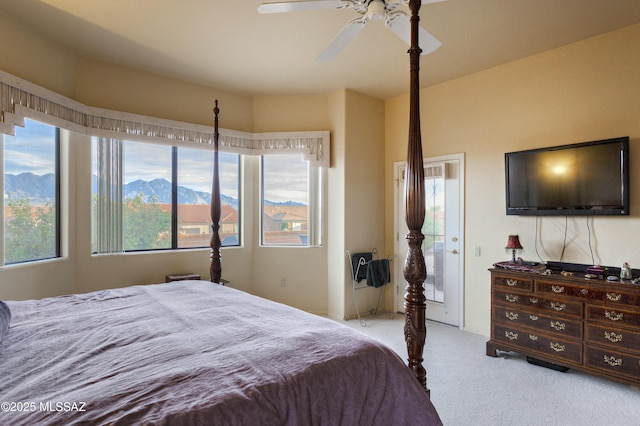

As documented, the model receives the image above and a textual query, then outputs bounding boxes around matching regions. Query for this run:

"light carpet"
[340,313,639,426]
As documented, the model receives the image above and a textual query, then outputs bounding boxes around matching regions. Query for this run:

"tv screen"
[505,137,629,216]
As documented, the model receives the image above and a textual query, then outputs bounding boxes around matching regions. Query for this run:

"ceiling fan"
[258,0,445,62]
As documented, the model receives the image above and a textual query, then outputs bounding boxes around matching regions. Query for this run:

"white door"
[394,154,464,328]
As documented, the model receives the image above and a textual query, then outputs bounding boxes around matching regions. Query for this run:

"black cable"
[587,215,595,265]
[534,216,544,262]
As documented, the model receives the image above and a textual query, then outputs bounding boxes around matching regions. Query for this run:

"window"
[177,147,241,248]
[123,141,173,251]
[92,139,240,253]
[261,154,321,246]
[2,119,60,264]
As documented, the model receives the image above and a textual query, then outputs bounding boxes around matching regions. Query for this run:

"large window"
[123,142,172,251]
[92,139,240,253]
[177,147,241,248]
[261,154,321,246]
[2,119,60,264]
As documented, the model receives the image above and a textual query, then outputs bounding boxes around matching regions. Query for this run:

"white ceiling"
[2,0,640,100]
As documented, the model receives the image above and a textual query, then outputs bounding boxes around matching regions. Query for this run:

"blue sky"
[262,154,308,204]
[3,119,56,175]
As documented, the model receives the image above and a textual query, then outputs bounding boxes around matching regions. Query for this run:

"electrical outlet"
[279,277,286,287]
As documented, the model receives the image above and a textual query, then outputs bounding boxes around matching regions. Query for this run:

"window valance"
[0,70,329,167]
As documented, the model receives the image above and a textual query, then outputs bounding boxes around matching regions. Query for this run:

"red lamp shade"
[505,235,523,262]
[505,235,523,250]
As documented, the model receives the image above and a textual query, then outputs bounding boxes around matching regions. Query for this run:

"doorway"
[394,153,464,328]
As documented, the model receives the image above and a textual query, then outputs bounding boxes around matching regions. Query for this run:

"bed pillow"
[0,301,10,342]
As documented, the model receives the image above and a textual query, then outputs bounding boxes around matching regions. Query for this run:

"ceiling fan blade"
[316,18,367,62]
[392,0,447,6]
[258,0,345,14]
[386,12,441,55]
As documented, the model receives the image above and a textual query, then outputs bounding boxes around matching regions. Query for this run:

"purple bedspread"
[0,281,441,425]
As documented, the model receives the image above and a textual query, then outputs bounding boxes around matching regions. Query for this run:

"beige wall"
[385,23,640,335]
[74,59,254,132]
[342,90,387,318]
[250,92,386,318]
[326,90,348,318]
[0,11,77,98]
[250,95,330,313]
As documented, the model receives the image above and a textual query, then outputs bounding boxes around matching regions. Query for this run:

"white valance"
[0,70,330,167]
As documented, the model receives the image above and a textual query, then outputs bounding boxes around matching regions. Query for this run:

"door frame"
[393,153,465,329]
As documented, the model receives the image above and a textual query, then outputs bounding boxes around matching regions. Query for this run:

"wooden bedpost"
[210,100,222,283]
[403,0,429,394]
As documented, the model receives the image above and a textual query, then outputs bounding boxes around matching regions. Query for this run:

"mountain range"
[4,173,56,204]
[4,173,305,207]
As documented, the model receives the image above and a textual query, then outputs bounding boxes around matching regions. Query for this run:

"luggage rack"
[345,248,391,326]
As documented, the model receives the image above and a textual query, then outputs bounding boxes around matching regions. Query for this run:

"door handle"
[450,249,459,255]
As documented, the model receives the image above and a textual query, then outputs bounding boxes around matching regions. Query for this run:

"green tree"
[123,194,171,250]
[5,197,56,264]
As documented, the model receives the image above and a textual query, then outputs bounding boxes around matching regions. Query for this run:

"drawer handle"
[550,302,566,312]
[605,310,623,321]
[580,289,588,295]
[505,331,518,341]
[606,292,622,302]
[529,315,539,321]
[550,321,566,331]
[529,297,538,304]
[551,285,565,293]
[604,331,623,343]
[505,294,519,303]
[604,355,622,367]
[529,334,538,341]
[550,342,565,352]
[505,279,519,287]
[505,311,518,321]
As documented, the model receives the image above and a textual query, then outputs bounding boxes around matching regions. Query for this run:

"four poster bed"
[0,1,438,424]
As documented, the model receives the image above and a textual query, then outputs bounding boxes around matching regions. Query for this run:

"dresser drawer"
[536,280,640,306]
[494,324,582,364]
[492,274,533,292]
[585,323,640,355]
[494,289,583,318]
[584,345,640,384]
[494,305,583,339]
[586,305,640,328]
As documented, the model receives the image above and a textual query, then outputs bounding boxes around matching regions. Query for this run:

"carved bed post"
[210,100,222,283]
[403,0,429,394]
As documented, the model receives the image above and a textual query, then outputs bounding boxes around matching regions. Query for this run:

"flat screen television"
[505,137,629,216]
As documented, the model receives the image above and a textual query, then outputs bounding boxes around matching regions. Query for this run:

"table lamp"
[505,235,523,263]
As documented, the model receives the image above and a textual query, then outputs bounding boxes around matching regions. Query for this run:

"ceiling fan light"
[367,0,386,22]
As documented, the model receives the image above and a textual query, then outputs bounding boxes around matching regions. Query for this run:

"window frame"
[260,154,322,248]
[1,120,61,265]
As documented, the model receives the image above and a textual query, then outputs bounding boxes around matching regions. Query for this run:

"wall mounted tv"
[505,136,629,216]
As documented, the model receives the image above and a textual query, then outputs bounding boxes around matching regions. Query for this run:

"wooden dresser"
[486,268,640,386]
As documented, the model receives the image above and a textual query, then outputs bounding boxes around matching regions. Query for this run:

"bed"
[0,281,440,425]
[0,1,439,424]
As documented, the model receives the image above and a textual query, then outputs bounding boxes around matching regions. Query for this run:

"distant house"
[262,205,307,232]
[262,205,309,245]
[158,204,239,246]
